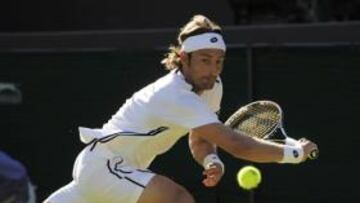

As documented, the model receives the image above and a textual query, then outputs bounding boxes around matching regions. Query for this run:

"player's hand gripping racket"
[224,100,319,160]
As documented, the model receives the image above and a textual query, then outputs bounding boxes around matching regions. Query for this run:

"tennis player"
[44,15,318,203]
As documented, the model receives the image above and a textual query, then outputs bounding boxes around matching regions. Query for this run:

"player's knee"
[173,186,195,203]
[161,179,194,203]
[138,175,195,203]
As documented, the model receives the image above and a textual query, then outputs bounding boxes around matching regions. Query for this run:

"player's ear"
[179,51,190,66]
[180,51,191,68]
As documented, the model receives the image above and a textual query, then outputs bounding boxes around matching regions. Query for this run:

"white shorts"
[44,144,155,203]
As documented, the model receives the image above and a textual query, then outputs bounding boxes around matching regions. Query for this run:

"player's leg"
[45,144,195,203]
[137,174,195,203]
[77,154,195,203]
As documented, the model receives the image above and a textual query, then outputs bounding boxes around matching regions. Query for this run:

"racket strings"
[236,104,281,138]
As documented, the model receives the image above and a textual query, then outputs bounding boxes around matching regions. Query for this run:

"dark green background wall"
[1,46,359,202]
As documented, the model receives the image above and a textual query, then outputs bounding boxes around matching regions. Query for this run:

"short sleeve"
[151,89,220,129]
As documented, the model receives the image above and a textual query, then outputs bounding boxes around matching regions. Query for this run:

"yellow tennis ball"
[237,165,262,190]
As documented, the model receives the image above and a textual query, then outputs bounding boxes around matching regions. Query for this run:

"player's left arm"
[189,130,225,187]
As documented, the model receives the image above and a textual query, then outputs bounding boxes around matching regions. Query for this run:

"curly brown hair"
[161,15,223,70]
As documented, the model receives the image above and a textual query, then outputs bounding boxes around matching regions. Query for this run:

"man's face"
[181,49,225,93]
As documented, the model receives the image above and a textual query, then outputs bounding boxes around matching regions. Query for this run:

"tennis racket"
[224,100,318,159]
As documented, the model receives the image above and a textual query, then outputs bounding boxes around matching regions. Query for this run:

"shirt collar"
[172,69,193,90]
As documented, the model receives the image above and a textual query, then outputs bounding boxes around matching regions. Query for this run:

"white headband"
[181,32,226,53]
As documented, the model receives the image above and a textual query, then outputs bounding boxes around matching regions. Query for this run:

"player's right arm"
[191,123,317,163]
[152,86,316,163]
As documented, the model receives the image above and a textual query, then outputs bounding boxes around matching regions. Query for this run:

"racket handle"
[308,149,319,160]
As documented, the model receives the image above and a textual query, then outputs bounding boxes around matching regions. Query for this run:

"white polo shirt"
[79,69,223,169]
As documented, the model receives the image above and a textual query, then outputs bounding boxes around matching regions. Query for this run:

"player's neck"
[192,88,204,95]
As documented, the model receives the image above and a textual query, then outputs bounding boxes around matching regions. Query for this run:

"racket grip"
[308,149,319,160]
